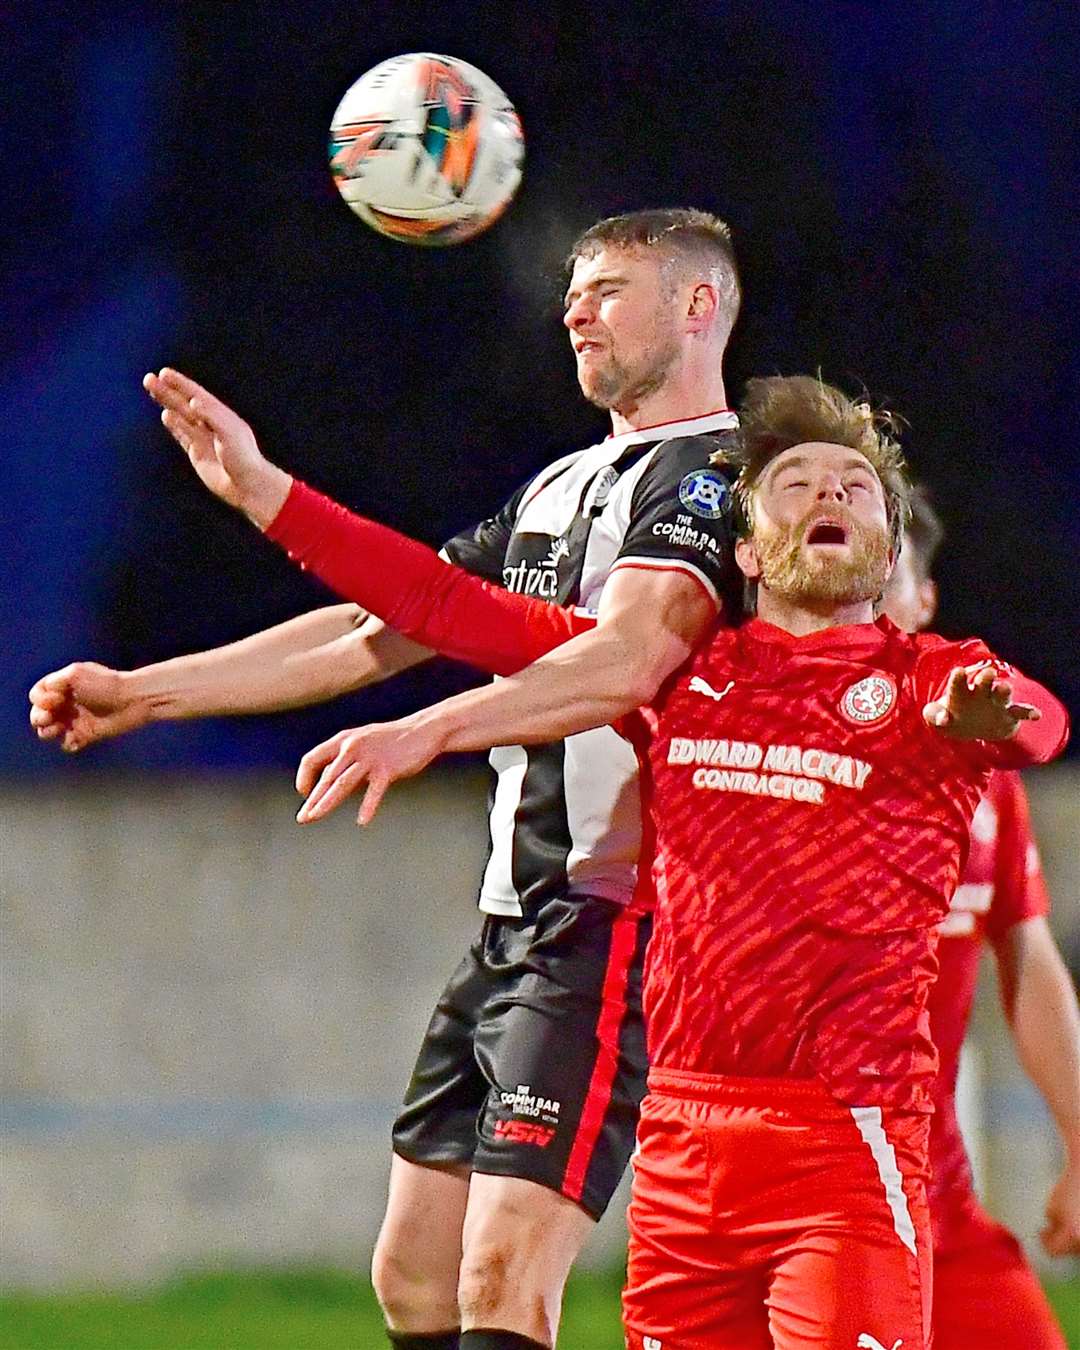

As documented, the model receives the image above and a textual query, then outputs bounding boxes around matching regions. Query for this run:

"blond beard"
[754,513,891,607]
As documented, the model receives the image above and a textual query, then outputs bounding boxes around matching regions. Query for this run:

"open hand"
[29,662,149,752]
[295,716,448,826]
[923,664,1040,741]
[143,367,291,526]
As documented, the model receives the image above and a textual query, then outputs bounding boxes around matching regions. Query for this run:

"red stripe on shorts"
[562,906,641,1203]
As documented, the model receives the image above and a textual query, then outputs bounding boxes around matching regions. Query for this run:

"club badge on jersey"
[677,468,729,519]
[840,673,898,726]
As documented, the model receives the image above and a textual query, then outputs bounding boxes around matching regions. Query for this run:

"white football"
[329,52,524,246]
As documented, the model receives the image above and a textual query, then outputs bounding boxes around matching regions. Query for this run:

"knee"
[457,1239,546,1332]
[370,1238,411,1323]
[372,1237,442,1327]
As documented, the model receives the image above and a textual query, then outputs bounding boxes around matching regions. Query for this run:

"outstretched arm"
[994,917,1080,1256]
[145,367,586,672]
[29,608,432,752]
[146,365,724,821]
[294,563,714,825]
[921,657,1069,765]
[32,365,459,754]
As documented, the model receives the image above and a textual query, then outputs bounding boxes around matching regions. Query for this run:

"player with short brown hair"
[33,208,745,1350]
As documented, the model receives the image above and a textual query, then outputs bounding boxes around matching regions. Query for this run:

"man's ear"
[735,536,761,580]
[685,282,719,332]
[917,578,939,630]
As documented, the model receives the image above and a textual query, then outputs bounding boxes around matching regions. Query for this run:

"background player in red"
[881,489,1080,1349]
[114,371,1068,1346]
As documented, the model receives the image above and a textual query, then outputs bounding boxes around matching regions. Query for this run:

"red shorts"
[932,1203,1067,1350]
[623,1069,933,1350]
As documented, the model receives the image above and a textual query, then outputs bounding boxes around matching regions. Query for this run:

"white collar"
[601,408,738,456]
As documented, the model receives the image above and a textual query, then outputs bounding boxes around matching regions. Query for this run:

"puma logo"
[856,1336,902,1350]
[688,675,735,703]
[643,1338,663,1350]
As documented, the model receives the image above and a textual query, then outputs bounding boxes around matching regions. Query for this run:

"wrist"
[409,703,458,759]
[245,465,294,530]
[115,669,160,725]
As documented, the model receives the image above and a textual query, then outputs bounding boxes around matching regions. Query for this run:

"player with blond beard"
[881,490,1079,1349]
[72,369,1068,1346]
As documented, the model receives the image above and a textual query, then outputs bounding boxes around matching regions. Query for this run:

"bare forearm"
[1004,937,1080,1158]
[412,624,685,752]
[123,608,432,719]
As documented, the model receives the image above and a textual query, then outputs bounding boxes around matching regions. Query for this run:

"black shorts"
[392,894,651,1221]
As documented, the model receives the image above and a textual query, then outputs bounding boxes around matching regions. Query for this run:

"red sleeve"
[982,771,1051,942]
[911,635,1070,767]
[265,479,593,675]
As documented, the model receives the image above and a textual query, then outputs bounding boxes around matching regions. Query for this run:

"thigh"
[376,1152,470,1277]
[623,1094,772,1350]
[767,1109,932,1350]
[392,933,493,1169]
[625,1219,772,1350]
[472,899,651,1221]
[768,1227,928,1350]
[934,1222,1067,1350]
[460,1173,596,1332]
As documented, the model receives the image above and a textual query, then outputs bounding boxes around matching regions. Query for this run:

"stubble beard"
[579,332,682,413]
[755,513,891,608]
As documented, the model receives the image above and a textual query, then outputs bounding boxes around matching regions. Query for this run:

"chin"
[580,376,620,411]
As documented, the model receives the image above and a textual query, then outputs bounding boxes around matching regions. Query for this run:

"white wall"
[2,765,1077,1288]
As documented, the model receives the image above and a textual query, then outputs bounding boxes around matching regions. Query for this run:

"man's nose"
[563,296,595,331]
[816,475,848,502]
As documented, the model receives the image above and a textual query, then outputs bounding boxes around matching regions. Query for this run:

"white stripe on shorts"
[849,1105,918,1256]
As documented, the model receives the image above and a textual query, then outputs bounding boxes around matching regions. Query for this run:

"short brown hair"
[567,208,740,323]
[733,374,911,550]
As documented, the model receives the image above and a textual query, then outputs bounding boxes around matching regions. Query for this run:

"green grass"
[1,1267,1076,1348]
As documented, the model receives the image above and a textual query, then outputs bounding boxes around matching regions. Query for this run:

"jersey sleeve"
[265,479,590,675]
[982,770,1052,941]
[610,436,741,612]
[440,476,532,582]
[910,636,1070,767]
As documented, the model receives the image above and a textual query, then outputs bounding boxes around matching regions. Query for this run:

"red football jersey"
[625,618,1066,1115]
[265,485,1069,1118]
[927,770,1050,1238]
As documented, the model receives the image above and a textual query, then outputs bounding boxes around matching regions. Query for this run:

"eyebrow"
[563,272,630,309]
[767,453,878,481]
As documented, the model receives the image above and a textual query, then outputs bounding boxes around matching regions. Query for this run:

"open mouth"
[805,521,849,545]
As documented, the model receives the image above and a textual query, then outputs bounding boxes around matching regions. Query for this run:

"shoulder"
[647,433,739,480]
[513,443,595,501]
[521,446,590,499]
[906,630,1006,688]
[908,630,995,660]
[628,438,738,521]
[872,623,1000,682]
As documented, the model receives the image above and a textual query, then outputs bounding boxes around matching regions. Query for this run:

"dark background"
[6,0,1078,776]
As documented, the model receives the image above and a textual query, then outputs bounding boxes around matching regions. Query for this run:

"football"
[329,52,524,246]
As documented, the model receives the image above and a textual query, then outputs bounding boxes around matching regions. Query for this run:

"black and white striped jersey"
[443,410,741,918]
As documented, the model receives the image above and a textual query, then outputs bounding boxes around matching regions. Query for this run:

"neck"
[755,588,877,636]
[608,348,728,436]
